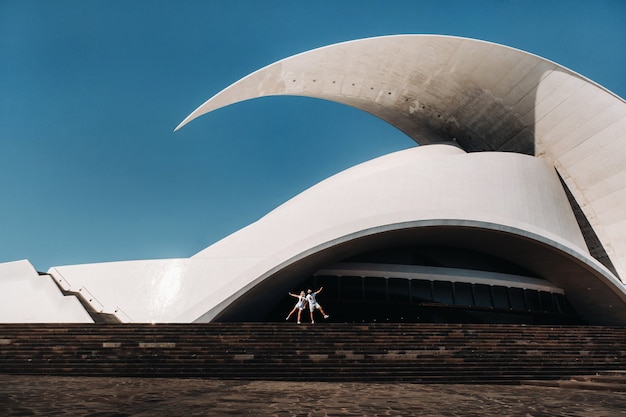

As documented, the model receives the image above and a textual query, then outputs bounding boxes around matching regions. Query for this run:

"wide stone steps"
[1,323,625,383]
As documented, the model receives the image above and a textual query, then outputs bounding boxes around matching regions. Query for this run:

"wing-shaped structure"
[177,35,626,282]
[2,35,625,325]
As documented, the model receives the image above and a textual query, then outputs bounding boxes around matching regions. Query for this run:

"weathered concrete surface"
[177,35,626,284]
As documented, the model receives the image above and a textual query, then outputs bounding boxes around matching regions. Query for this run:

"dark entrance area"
[265,273,582,325]
[264,245,583,324]
[213,227,612,324]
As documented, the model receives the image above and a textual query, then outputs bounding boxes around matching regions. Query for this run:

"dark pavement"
[1,375,626,416]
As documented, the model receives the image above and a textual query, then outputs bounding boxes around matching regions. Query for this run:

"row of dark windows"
[309,275,573,315]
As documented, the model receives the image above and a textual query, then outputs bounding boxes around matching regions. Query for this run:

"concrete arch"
[43,145,626,324]
[209,219,626,325]
[176,34,626,282]
[185,146,624,324]
[4,36,626,325]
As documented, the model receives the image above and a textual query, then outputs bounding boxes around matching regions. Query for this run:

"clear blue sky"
[1,0,625,271]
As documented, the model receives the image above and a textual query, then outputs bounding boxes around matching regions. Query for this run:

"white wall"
[0,260,92,323]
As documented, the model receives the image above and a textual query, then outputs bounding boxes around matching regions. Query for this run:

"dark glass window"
[315,275,339,300]
[508,287,526,310]
[388,278,410,303]
[540,291,555,312]
[453,282,473,306]
[432,281,454,304]
[525,289,542,311]
[411,280,432,303]
[340,276,363,301]
[491,286,510,309]
[553,293,566,314]
[365,277,387,302]
[473,284,492,308]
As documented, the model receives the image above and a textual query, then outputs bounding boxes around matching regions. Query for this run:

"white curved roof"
[176,35,626,281]
[47,145,626,324]
[7,35,624,325]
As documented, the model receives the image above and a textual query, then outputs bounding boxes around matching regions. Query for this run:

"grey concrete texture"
[2,375,626,416]
[177,35,626,286]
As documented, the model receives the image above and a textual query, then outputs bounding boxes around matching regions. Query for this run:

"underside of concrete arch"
[211,222,626,325]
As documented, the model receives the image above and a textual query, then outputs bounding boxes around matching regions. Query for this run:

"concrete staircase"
[1,323,625,384]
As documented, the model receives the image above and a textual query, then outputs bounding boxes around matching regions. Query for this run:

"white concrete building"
[2,35,625,325]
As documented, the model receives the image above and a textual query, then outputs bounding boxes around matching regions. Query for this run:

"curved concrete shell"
[47,145,626,324]
[176,35,626,283]
[2,35,625,325]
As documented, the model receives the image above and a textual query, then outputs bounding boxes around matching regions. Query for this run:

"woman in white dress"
[286,290,307,324]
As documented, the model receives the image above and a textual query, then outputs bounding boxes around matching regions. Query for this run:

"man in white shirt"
[306,287,330,324]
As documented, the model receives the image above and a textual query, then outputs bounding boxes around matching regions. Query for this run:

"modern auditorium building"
[2,35,626,326]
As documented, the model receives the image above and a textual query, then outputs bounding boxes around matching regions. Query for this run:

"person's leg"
[318,304,329,319]
[297,309,302,324]
[286,306,296,320]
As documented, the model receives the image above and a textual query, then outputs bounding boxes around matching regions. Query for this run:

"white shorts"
[309,302,321,312]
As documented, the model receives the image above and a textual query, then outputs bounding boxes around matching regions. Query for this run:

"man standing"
[306,287,330,324]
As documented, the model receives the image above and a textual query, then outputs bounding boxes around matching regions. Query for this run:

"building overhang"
[176,34,626,283]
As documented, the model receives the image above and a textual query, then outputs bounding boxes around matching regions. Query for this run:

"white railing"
[78,286,105,313]
[113,306,133,323]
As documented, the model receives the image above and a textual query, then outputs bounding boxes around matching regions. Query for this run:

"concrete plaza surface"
[1,375,626,416]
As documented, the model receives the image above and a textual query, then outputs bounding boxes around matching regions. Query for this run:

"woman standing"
[286,290,307,324]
